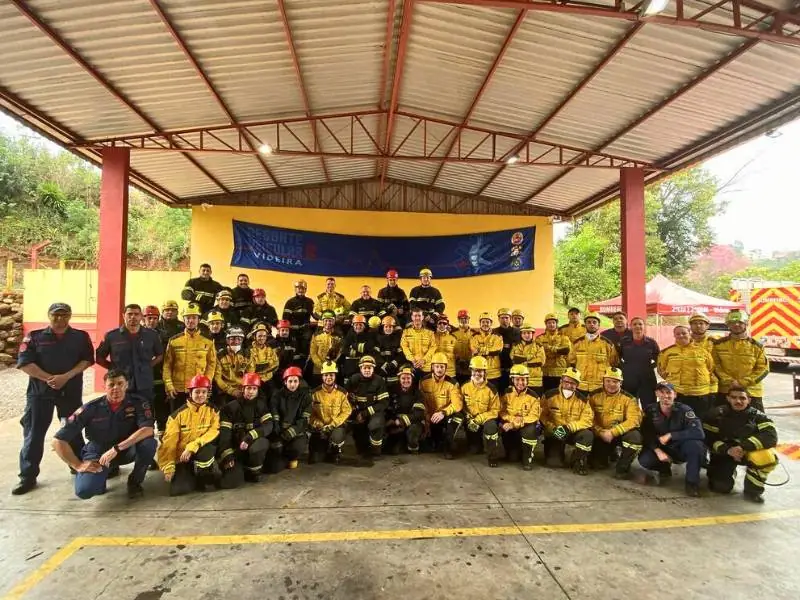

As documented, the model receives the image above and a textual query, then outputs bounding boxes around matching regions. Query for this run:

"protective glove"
[321,424,334,434]
[553,425,567,440]
[281,426,296,441]
[467,419,481,433]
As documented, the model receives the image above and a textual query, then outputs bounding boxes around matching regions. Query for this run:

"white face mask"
[586,333,599,341]
[562,389,575,399]
[231,345,242,353]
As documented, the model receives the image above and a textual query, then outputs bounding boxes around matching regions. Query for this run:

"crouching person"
[704,385,778,503]
[52,369,156,500]
[267,366,311,471]
[218,372,273,488]
[499,364,541,470]
[157,375,220,495]
[385,365,426,455]
[542,368,594,475]
[588,367,643,479]
[308,361,350,464]
[461,356,501,467]
[347,356,390,458]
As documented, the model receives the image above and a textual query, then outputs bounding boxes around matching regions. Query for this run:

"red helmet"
[457,309,469,319]
[144,305,160,317]
[242,372,261,388]
[187,375,211,390]
[253,288,266,298]
[277,319,291,329]
[283,366,303,380]
[386,269,398,279]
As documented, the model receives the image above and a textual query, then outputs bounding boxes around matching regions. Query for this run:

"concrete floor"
[2,373,800,600]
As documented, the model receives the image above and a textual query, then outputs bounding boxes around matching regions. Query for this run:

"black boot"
[12,479,37,496]
[685,483,701,497]
[744,491,765,504]
[127,476,144,499]
[572,453,589,476]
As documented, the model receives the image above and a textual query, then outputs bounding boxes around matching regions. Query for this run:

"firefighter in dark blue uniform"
[95,303,163,402]
[13,303,94,496]
[51,369,156,499]
[638,381,706,497]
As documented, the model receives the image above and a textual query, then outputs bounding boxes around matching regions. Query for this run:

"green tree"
[554,223,619,307]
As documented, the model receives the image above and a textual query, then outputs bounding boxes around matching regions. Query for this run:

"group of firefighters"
[13,265,778,504]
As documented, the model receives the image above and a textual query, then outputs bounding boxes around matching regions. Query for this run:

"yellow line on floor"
[5,508,800,599]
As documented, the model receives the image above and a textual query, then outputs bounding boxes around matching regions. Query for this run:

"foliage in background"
[0,132,190,268]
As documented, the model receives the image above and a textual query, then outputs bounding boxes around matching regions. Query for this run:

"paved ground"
[0,368,94,422]
[0,372,799,599]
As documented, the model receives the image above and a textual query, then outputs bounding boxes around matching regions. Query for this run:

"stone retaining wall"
[0,291,23,368]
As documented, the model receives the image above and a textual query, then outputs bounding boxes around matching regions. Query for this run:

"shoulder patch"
[685,410,697,419]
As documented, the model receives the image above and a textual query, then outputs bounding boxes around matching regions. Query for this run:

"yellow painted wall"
[191,207,554,323]
[22,269,189,322]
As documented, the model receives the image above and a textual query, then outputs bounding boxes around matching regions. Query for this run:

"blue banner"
[230,221,535,279]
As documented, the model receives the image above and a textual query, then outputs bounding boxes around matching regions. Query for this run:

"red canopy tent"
[588,274,745,318]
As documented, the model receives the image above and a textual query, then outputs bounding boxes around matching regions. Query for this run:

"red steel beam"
[375,0,398,177]
[525,38,760,203]
[10,0,230,194]
[428,10,526,187]
[148,0,280,188]
[277,0,330,181]
[380,0,416,195]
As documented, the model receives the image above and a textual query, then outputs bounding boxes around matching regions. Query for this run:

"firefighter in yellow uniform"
[499,364,541,470]
[247,323,279,386]
[542,368,594,475]
[419,352,463,458]
[689,312,718,394]
[588,367,643,478]
[568,313,618,394]
[434,315,457,377]
[313,277,351,328]
[401,308,438,376]
[461,356,501,467]
[469,312,503,386]
[712,310,769,412]
[214,327,249,409]
[158,374,220,495]
[309,311,342,384]
[163,303,217,408]
[657,325,715,417]
[308,362,350,464]
[538,313,572,392]
[559,307,587,344]
[511,323,546,394]
[452,309,474,384]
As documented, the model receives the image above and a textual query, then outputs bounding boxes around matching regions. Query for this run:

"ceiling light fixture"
[506,154,520,165]
[258,143,273,155]
[640,0,670,17]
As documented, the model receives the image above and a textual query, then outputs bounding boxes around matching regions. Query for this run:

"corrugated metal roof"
[0,0,797,215]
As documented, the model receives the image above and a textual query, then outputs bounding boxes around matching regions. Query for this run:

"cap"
[48,302,72,314]
[656,381,675,392]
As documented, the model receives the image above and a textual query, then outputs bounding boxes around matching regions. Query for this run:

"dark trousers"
[677,394,711,419]
[152,383,170,433]
[716,393,764,412]
[352,412,385,454]
[309,426,347,459]
[169,443,218,496]
[465,418,499,456]
[542,376,561,394]
[544,429,594,465]
[264,433,308,472]
[623,381,656,409]
[19,394,84,481]
[501,423,539,465]
[590,430,643,473]
[427,413,462,452]
[384,422,424,453]
[75,438,157,499]
[220,437,269,489]
[708,449,777,496]
[638,439,705,485]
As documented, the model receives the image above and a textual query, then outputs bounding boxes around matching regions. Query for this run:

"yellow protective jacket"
[435,332,457,377]
[309,385,351,430]
[568,336,618,392]
[469,331,503,380]
[214,350,249,395]
[453,327,474,363]
[537,331,572,377]
[499,387,541,426]
[310,331,342,374]
[657,343,715,396]
[157,401,220,475]
[313,292,350,319]
[559,322,586,344]
[511,341,546,387]
[692,335,718,393]
[461,381,500,424]
[419,374,463,417]
[588,390,642,437]
[248,344,279,383]
[163,330,217,394]
[712,336,769,397]
[542,389,594,435]
[401,326,437,372]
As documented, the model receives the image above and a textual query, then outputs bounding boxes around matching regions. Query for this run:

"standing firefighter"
[511,322,546,395]
[231,273,254,312]
[542,368,594,475]
[385,366,427,455]
[349,285,384,322]
[618,317,660,410]
[434,315,457,378]
[163,304,217,410]
[712,310,769,411]
[348,356,390,457]
[240,288,279,332]
[247,323,279,385]
[272,319,303,375]
[401,308,437,377]
[469,312,503,386]
[214,327,249,409]
[538,313,571,392]
[203,310,228,352]
[494,308,519,391]
[409,268,445,328]
[308,362,351,464]
[181,263,223,315]
[704,386,778,503]
[341,315,379,383]
[499,364,541,471]
[568,312,618,394]
[588,367,643,479]
[688,312,718,396]
[461,356,501,467]
[378,269,410,326]
[376,316,403,388]
[559,308,587,344]
[218,372,272,487]
[313,277,350,328]
[657,325,714,417]
[282,279,315,359]
[309,311,342,385]
[453,309,474,384]
[419,353,463,459]
[158,300,185,339]
[268,367,312,471]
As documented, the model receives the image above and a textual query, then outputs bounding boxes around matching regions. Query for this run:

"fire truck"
[730,281,800,366]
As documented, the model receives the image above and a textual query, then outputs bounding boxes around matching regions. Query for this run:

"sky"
[1,111,799,254]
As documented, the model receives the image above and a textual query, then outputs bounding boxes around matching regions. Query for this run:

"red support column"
[620,167,646,319]
[94,148,130,391]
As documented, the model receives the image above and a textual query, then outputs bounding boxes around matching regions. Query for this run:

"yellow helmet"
[359,355,376,367]
[398,365,415,377]
[431,352,449,366]
[511,309,524,318]
[562,367,582,384]
[544,313,558,323]
[182,303,202,317]
[205,310,224,323]
[510,364,529,377]
[725,309,748,325]
[478,312,493,322]
[469,356,488,370]
[321,361,338,375]
[251,323,269,334]
[689,312,710,324]
[583,312,601,323]
[520,322,535,332]
[162,299,179,310]
[352,315,367,325]
[294,279,307,288]
[216,289,232,301]
[368,316,381,329]
[603,367,623,382]
[419,268,433,277]
[381,315,396,327]
[497,308,511,317]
